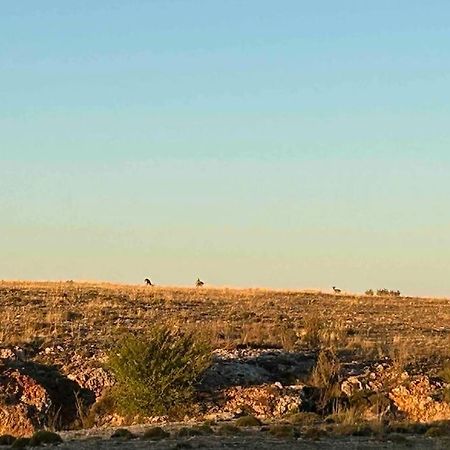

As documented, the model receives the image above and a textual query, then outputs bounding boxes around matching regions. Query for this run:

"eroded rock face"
[205,383,304,420]
[0,368,52,436]
[202,348,315,390]
[390,376,450,423]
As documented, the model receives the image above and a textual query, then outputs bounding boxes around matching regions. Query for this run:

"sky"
[1,1,450,296]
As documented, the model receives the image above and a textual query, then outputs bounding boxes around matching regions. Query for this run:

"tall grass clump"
[108,326,211,417]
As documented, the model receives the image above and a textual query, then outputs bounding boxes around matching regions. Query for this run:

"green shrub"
[142,427,170,440]
[108,327,211,417]
[287,412,320,425]
[29,430,63,446]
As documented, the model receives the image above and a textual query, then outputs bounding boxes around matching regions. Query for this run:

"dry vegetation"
[0,281,449,371]
[1,281,450,447]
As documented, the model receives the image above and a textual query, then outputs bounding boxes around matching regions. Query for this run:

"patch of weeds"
[176,427,203,437]
[303,426,327,440]
[110,428,136,439]
[29,430,63,446]
[108,326,211,417]
[307,349,344,414]
[330,423,374,437]
[268,425,297,439]
[439,362,450,404]
[11,438,30,449]
[0,435,16,445]
[82,392,116,428]
[387,433,411,445]
[172,443,193,450]
[217,424,241,435]
[142,427,170,440]
[302,315,323,349]
[424,421,450,437]
[235,415,262,427]
[195,424,214,435]
[387,422,428,435]
[64,311,82,321]
[287,412,320,425]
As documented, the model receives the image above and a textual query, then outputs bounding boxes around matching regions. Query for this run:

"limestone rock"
[389,376,450,423]
[207,383,304,419]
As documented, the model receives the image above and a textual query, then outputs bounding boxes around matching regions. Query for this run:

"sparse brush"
[308,350,343,414]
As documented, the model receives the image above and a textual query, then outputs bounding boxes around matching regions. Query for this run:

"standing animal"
[196,278,204,287]
[332,286,341,294]
[144,278,153,286]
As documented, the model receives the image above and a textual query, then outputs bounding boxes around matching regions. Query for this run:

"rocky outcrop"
[340,363,450,423]
[0,368,52,436]
[63,353,114,400]
[205,382,304,420]
[390,376,450,423]
[0,357,95,436]
[202,348,315,390]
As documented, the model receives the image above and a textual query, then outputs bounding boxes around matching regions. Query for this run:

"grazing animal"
[332,286,341,294]
[144,278,153,286]
[196,278,204,287]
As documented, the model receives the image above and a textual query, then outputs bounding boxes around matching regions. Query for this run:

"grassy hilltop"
[1,281,448,368]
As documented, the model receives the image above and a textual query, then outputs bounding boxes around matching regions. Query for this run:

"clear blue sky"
[1,1,449,295]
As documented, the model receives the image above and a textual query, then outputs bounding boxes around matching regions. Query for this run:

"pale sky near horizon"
[1,1,450,296]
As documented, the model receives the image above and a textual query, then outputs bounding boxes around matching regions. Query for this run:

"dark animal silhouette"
[196,278,204,287]
[332,286,341,294]
[144,278,153,286]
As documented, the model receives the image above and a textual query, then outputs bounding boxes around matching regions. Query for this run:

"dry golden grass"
[0,281,449,371]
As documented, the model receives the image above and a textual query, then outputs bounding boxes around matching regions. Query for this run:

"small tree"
[108,327,211,417]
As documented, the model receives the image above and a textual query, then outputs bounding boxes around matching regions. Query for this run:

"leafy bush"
[365,289,374,296]
[108,327,211,417]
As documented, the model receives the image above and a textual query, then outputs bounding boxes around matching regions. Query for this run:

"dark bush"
[0,435,16,445]
[29,430,63,446]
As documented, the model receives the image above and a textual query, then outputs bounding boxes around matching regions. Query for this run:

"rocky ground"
[0,282,449,447]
